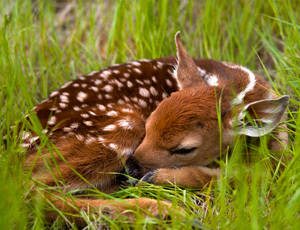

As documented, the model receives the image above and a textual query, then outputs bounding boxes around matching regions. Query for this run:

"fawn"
[23,32,289,223]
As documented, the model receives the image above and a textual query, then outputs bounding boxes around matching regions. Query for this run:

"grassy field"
[1,0,300,229]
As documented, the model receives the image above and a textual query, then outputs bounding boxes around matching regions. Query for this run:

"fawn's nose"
[124,156,145,180]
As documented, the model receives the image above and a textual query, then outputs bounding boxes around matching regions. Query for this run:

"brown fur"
[22,32,289,225]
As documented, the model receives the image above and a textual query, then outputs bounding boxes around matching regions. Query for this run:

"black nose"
[124,157,145,180]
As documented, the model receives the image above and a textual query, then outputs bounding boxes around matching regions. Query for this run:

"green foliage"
[0,0,299,229]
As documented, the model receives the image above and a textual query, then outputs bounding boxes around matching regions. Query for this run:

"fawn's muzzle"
[124,156,146,180]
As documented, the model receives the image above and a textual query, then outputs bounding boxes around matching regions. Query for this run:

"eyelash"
[171,147,196,155]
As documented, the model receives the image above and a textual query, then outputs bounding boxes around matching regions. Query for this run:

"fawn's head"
[128,32,289,175]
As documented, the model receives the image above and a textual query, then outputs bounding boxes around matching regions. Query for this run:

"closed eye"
[171,147,197,155]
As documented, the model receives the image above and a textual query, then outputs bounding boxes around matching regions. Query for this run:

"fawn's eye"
[171,147,197,155]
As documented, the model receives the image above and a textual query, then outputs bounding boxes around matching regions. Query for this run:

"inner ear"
[236,95,289,137]
[175,31,206,89]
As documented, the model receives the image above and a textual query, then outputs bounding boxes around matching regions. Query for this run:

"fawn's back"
[23,32,288,192]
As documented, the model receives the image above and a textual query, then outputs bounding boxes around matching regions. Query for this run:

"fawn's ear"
[235,95,289,137]
[175,31,206,89]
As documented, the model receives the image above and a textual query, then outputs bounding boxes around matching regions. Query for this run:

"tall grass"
[0,0,299,229]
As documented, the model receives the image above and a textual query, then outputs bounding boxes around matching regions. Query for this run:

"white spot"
[22,131,30,140]
[48,116,56,125]
[124,96,130,102]
[117,99,125,105]
[144,79,151,85]
[82,104,88,108]
[107,111,118,117]
[131,61,141,66]
[105,94,112,99]
[82,83,88,88]
[113,70,120,74]
[83,120,93,126]
[88,111,96,116]
[90,86,99,92]
[152,76,157,83]
[73,83,79,87]
[85,136,96,144]
[59,102,67,108]
[167,68,174,76]
[139,59,150,62]
[118,119,133,130]
[62,92,69,96]
[28,136,39,144]
[61,81,72,89]
[109,143,118,150]
[103,85,113,92]
[114,80,123,88]
[97,104,106,111]
[197,67,207,76]
[150,86,158,96]
[121,148,134,157]
[98,136,105,143]
[76,134,84,141]
[133,68,142,74]
[103,124,116,131]
[156,61,164,68]
[50,91,59,97]
[49,107,57,111]
[74,106,81,111]
[139,88,150,97]
[123,73,130,78]
[81,113,89,118]
[166,79,173,87]
[162,93,168,99]
[87,71,98,76]
[77,91,88,102]
[56,109,62,113]
[138,99,147,108]
[42,129,48,134]
[127,81,133,88]
[205,75,219,86]
[170,66,177,79]
[136,79,144,85]
[98,94,103,100]
[121,108,134,113]
[94,79,102,85]
[226,65,256,106]
[79,76,85,80]
[21,143,31,148]
[60,95,69,103]
[63,127,72,132]
[70,123,79,129]
[100,70,111,78]
[132,97,138,102]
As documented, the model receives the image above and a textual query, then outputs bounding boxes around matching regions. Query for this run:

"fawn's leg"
[45,194,174,225]
[139,166,220,188]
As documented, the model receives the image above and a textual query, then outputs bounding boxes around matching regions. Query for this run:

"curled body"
[22,32,289,223]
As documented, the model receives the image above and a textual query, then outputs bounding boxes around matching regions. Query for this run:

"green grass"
[1,0,300,229]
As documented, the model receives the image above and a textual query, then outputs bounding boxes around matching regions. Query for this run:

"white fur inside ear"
[234,96,289,137]
[237,122,273,137]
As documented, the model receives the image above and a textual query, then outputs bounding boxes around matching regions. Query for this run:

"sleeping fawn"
[22,32,289,223]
